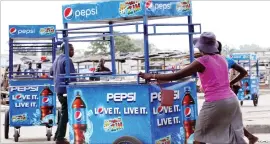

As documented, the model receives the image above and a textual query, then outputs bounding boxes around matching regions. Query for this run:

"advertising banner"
[67,84,152,143]
[149,81,197,144]
[62,0,192,23]
[9,25,56,39]
[67,80,198,143]
[230,53,257,61]
[9,79,56,127]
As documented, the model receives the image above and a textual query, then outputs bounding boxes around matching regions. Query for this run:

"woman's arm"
[230,63,247,86]
[153,61,205,81]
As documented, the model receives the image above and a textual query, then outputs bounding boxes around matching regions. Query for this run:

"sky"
[1,1,270,55]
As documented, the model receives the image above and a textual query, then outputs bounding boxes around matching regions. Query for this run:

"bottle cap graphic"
[76,91,81,97]
[41,87,49,96]
[184,87,191,92]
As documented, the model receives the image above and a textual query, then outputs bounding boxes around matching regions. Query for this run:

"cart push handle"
[138,75,174,107]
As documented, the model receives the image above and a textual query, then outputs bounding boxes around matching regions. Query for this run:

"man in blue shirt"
[51,43,76,144]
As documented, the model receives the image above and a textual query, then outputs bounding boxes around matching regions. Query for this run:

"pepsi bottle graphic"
[181,87,196,144]
[40,86,54,124]
[244,82,250,95]
[72,91,87,144]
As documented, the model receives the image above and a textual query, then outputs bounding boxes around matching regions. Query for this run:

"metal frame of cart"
[5,25,60,142]
[57,0,201,143]
[230,53,260,107]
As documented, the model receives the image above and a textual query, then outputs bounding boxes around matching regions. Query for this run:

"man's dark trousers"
[54,94,68,140]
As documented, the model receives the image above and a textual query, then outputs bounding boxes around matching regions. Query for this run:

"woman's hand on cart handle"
[138,72,155,80]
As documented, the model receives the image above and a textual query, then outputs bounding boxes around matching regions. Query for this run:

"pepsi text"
[64,6,98,20]
[10,28,35,35]
[10,86,38,92]
[107,92,136,102]
[153,3,172,10]
[150,90,180,102]
[75,7,97,18]
[18,29,35,34]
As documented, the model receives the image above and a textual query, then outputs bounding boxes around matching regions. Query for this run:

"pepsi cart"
[58,0,201,143]
[230,53,260,107]
[5,25,59,142]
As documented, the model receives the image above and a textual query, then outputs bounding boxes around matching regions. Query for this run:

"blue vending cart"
[230,53,260,107]
[5,25,59,142]
[58,0,201,143]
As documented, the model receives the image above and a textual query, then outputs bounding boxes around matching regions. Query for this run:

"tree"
[239,44,262,50]
[222,44,236,56]
[132,39,159,53]
[88,40,109,55]
[114,35,141,53]
[85,32,158,55]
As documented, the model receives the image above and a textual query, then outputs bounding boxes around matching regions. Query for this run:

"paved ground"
[0,90,269,143]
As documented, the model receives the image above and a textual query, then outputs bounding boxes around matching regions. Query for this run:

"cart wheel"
[240,101,243,106]
[253,94,258,107]
[57,109,61,124]
[46,128,52,141]
[4,109,9,139]
[113,136,142,144]
[14,129,19,142]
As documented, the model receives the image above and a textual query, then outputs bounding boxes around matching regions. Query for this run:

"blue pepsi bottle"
[181,87,196,144]
[72,91,87,144]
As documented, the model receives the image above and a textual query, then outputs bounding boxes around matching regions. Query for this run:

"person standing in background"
[24,62,35,76]
[51,43,76,144]
[95,58,111,72]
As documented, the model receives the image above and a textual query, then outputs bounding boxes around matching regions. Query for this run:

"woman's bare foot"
[248,136,259,144]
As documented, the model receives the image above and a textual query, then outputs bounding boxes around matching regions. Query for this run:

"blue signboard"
[9,79,56,127]
[67,80,197,143]
[62,0,192,23]
[230,54,257,61]
[9,25,56,39]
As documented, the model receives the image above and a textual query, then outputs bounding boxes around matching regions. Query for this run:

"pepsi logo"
[157,106,163,113]
[98,107,103,114]
[9,27,17,34]
[145,0,153,9]
[184,107,191,117]
[63,7,73,20]
[42,97,49,103]
[15,95,21,99]
[74,111,82,121]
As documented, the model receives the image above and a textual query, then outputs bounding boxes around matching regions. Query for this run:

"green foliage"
[239,44,263,50]
[85,32,159,55]
[132,39,159,53]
